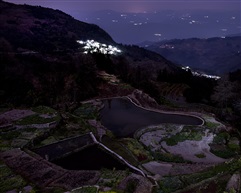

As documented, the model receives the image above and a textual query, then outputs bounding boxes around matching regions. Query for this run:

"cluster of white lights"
[159,44,175,49]
[77,40,122,55]
[134,23,143,26]
[154,33,162,37]
[182,66,220,80]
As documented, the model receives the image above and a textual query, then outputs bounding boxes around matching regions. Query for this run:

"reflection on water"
[100,98,203,137]
[52,145,127,170]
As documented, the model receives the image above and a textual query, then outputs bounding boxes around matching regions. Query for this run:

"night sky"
[5,0,240,13]
[4,0,241,44]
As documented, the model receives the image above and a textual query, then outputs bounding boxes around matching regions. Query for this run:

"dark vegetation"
[0,50,101,106]
[157,68,216,103]
[158,158,241,193]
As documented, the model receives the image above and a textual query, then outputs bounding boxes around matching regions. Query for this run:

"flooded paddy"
[100,98,203,137]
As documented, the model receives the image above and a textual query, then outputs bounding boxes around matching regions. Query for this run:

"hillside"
[0,1,178,72]
[0,1,180,106]
[143,36,241,75]
[0,0,178,71]
[0,1,115,52]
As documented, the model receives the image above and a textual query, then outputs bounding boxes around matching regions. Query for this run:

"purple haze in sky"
[4,0,240,12]
[4,0,241,44]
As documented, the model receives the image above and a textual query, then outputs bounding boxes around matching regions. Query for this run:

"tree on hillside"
[211,78,239,108]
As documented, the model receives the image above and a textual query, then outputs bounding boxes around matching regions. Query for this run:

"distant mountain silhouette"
[142,37,241,75]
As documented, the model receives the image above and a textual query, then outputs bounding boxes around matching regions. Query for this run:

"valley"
[142,36,241,75]
[0,1,241,193]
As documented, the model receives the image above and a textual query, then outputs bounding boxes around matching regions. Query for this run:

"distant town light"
[182,66,220,80]
[154,33,162,37]
[77,40,122,55]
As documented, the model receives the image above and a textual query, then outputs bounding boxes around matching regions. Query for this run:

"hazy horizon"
[4,0,241,44]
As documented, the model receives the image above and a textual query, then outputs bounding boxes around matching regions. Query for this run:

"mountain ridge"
[141,36,241,75]
[0,0,115,52]
[0,0,178,74]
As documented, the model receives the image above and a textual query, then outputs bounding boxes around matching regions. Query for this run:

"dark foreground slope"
[144,37,241,75]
